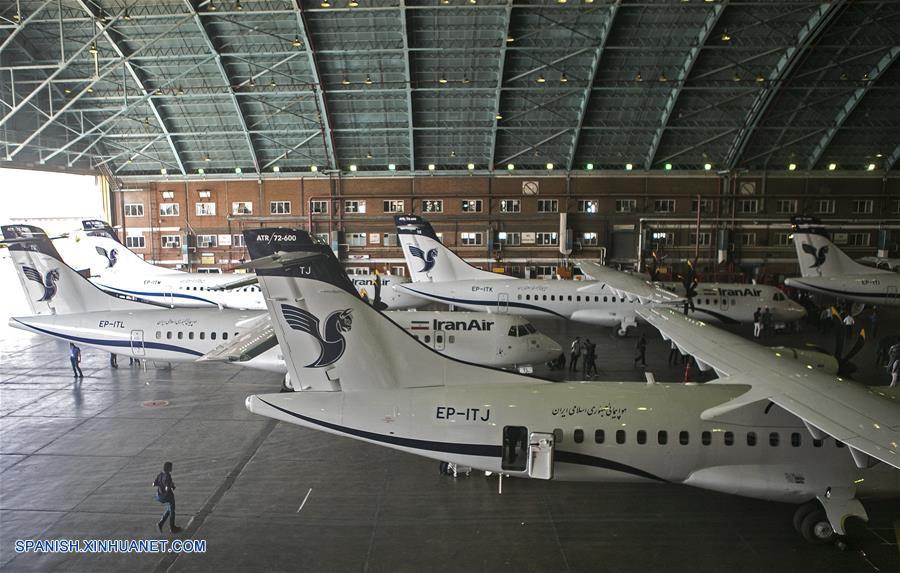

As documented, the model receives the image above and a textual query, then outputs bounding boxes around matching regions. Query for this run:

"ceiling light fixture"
[235,167,242,174]
[462,77,470,84]
[349,164,358,172]
[586,163,594,171]
[788,163,796,171]
[310,165,318,172]
[235,0,243,10]
[270,79,276,88]
[658,72,667,82]
[89,42,98,55]
[827,163,837,171]
[625,163,633,171]
[439,75,448,84]
[720,30,731,42]
[875,153,883,158]
[366,151,373,159]
[208,1,217,10]
[506,36,514,43]
[341,77,350,85]
[467,163,475,170]
[292,35,302,48]
[664,163,672,171]
[198,168,205,175]
[704,163,712,171]
[428,164,436,171]
[321,0,330,7]
[536,74,546,83]
[867,163,876,171]
[507,163,514,170]
[205,155,211,162]
[160,168,167,175]
[560,72,568,83]
[350,0,360,6]
[756,73,765,83]
[495,113,502,120]
[388,163,397,171]
[364,74,373,85]
[733,71,741,82]
[635,71,642,82]
[546,163,554,170]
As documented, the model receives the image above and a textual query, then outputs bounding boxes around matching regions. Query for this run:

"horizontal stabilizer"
[200,315,276,363]
[207,275,259,291]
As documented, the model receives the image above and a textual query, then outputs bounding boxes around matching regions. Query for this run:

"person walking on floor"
[668,341,680,366]
[842,312,855,340]
[583,339,598,378]
[110,353,118,368]
[761,307,773,338]
[633,334,647,368]
[69,343,84,378]
[569,337,582,374]
[752,307,762,339]
[153,461,182,534]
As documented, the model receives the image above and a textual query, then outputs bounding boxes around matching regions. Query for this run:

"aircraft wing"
[576,260,683,304]
[207,275,258,291]
[199,314,277,363]
[636,306,900,470]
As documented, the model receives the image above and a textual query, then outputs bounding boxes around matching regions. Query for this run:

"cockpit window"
[773,292,785,301]
[524,323,536,334]
[508,326,518,337]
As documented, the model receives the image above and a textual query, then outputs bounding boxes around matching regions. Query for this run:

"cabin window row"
[519,293,625,303]
[558,428,835,448]
[155,330,239,341]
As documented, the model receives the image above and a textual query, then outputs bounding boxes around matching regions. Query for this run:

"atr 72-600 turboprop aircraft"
[785,220,900,308]
[65,220,424,310]
[2,225,559,379]
[242,229,898,545]
[393,215,805,334]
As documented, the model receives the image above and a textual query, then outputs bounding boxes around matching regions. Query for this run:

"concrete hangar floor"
[0,314,898,573]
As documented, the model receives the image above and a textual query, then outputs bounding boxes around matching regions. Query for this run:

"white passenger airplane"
[784,220,900,307]
[394,215,805,334]
[243,228,899,545]
[2,225,558,379]
[61,220,424,310]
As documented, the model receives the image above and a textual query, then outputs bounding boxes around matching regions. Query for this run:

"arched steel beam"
[187,0,260,175]
[806,46,899,170]
[488,0,513,171]
[885,144,900,173]
[644,2,724,170]
[565,0,618,172]
[75,0,186,175]
[723,1,845,170]
[292,0,336,170]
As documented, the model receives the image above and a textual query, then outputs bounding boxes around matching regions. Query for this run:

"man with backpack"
[153,461,181,533]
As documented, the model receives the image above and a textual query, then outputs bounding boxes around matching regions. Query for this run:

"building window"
[197,234,217,248]
[536,232,558,246]
[161,235,181,249]
[537,199,558,213]
[461,199,482,213]
[497,232,521,246]
[125,235,145,249]
[270,201,291,215]
[654,199,675,213]
[345,200,366,214]
[315,232,330,245]
[776,199,797,214]
[422,199,443,213]
[310,200,328,214]
[500,199,521,213]
[691,198,713,213]
[814,199,835,214]
[579,200,600,214]
[689,232,711,247]
[196,202,216,216]
[847,232,870,247]
[776,233,791,246]
[383,200,404,213]
[232,201,252,215]
[159,203,180,217]
[852,199,873,214]
[232,234,245,248]
[737,199,758,214]
[382,233,398,247]
[347,233,367,247]
[124,203,144,217]
[740,233,756,247]
[580,232,598,246]
[460,232,483,246]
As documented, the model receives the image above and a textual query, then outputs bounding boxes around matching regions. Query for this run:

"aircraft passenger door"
[527,432,555,480]
[130,330,145,356]
[498,293,509,313]
[434,330,446,351]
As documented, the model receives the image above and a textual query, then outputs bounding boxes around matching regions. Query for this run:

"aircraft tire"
[800,509,836,545]
[792,500,819,532]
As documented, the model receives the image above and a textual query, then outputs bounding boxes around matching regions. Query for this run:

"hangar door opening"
[610,225,636,263]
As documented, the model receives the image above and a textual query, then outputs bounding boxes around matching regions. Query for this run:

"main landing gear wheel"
[792,500,819,532]
[800,509,837,545]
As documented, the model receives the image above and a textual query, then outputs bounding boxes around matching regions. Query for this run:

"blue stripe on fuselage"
[400,287,568,319]
[11,318,203,357]
[97,284,218,306]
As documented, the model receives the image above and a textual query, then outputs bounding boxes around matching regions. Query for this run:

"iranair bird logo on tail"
[408,245,438,272]
[281,304,353,367]
[95,246,118,268]
[22,265,60,301]
[801,243,828,269]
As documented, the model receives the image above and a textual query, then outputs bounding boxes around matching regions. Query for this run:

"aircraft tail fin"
[2,224,156,315]
[394,214,502,282]
[81,219,122,243]
[76,232,170,278]
[791,226,886,278]
[245,228,524,392]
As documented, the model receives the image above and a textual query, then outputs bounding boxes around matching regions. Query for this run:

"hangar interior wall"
[109,174,900,282]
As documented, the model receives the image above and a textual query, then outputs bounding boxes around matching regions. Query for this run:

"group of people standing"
[752,306,774,339]
[569,337,599,378]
